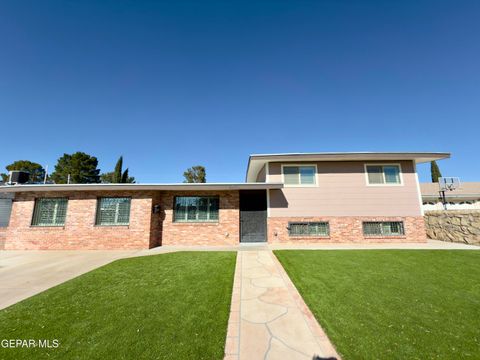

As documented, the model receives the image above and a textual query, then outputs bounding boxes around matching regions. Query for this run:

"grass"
[275,250,480,359]
[0,251,236,360]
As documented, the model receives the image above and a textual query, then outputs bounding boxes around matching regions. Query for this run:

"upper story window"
[32,198,68,227]
[174,196,219,222]
[366,164,401,185]
[96,197,131,226]
[282,165,316,186]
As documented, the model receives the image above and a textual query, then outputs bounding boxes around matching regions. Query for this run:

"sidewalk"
[141,239,480,256]
[224,250,340,360]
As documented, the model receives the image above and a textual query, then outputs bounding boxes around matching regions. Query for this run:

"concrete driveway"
[0,250,137,310]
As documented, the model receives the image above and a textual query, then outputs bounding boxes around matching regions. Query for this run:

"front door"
[240,190,267,243]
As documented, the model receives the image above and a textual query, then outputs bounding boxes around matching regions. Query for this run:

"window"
[283,165,316,186]
[174,196,219,222]
[96,197,131,226]
[288,222,329,237]
[363,221,404,236]
[366,165,401,185]
[32,198,68,227]
[0,198,13,227]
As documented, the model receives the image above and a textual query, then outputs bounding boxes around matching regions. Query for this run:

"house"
[0,152,449,250]
[421,182,480,211]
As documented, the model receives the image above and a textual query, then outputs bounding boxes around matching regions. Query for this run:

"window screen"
[366,165,401,184]
[174,196,219,222]
[363,221,404,236]
[283,166,316,185]
[0,199,13,227]
[288,222,329,236]
[32,198,68,226]
[96,197,131,226]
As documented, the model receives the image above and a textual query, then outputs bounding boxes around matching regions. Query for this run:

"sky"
[0,0,479,183]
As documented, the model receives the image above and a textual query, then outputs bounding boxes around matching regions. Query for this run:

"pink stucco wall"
[268,160,422,217]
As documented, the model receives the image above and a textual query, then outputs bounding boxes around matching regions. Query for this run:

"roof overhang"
[246,152,450,182]
[0,182,283,193]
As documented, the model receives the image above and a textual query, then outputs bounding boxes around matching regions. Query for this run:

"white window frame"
[281,164,318,187]
[364,163,403,186]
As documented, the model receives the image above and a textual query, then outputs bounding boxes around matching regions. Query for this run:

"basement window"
[288,222,329,237]
[32,198,68,227]
[363,221,404,236]
[96,197,131,226]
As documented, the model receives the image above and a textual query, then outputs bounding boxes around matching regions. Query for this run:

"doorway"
[240,190,267,243]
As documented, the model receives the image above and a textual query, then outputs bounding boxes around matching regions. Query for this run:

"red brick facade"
[159,191,240,246]
[0,228,6,250]
[4,191,157,250]
[267,216,427,243]
[2,190,426,250]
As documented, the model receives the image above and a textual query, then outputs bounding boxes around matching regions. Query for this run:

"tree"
[113,156,123,183]
[100,156,135,183]
[430,161,442,183]
[1,160,46,183]
[183,165,206,183]
[50,152,101,184]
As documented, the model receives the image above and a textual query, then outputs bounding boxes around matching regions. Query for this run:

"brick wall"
[159,191,240,246]
[0,228,6,249]
[267,216,427,243]
[4,191,156,250]
[149,192,163,248]
[2,189,427,249]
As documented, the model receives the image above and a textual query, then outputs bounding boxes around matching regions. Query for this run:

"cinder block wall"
[4,191,156,250]
[160,191,240,246]
[268,216,427,243]
[424,210,480,245]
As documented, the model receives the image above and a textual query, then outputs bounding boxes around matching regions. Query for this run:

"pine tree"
[430,161,442,183]
[183,166,206,183]
[50,152,101,184]
[113,156,123,183]
[100,156,135,183]
[1,160,46,183]
[121,168,130,183]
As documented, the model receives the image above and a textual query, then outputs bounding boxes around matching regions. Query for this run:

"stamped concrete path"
[224,250,340,360]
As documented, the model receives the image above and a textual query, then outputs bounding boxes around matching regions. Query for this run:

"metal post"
[441,190,447,210]
[44,165,48,184]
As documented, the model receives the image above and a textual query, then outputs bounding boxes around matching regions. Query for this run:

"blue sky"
[1,1,479,183]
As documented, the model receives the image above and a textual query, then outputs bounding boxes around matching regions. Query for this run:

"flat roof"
[246,152,450,182]
[0,182,284,193]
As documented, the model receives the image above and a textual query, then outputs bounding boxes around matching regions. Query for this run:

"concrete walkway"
[0,250,136,310]
[224,250,340,360]
[142,239,480,255]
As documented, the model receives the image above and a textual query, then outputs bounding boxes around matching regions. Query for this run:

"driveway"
[0,250,137,310]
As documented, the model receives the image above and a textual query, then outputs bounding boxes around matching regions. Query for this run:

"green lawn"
[275,250,480,359]
[0,251,236,360]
